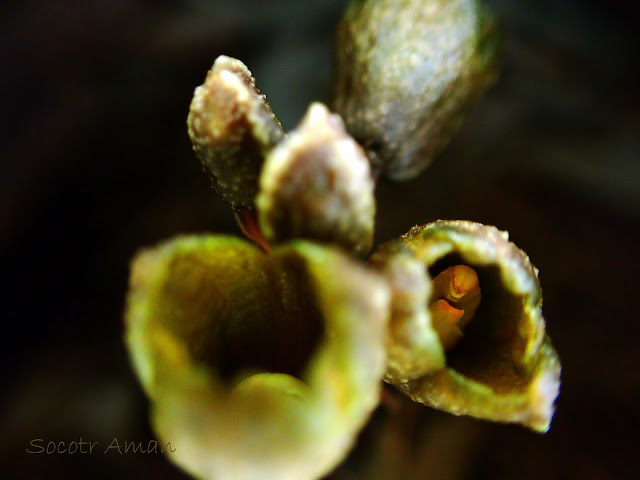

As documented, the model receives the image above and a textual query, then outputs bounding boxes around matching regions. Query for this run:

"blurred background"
[1,0,638,478]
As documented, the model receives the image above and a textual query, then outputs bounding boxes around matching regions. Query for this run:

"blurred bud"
[371,220,561,432]
[125,235,390,480]
[334,0,501,180]
[187,55,284,209]
[257,103,376,256]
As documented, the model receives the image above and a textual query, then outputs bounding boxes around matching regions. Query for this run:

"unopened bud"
[257,103,375,256]
[334,0,501,180]
[188,55,284,209]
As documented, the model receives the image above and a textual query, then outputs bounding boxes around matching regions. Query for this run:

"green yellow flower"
[370,221,561,432]
[125,236,390,480]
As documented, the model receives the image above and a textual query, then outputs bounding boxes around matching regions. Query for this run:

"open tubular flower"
[370,221,561,432]
[125,236,390,480]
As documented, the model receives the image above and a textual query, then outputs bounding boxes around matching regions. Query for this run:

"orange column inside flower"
[429,265,481,351]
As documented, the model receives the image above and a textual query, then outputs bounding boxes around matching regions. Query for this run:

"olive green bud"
[334,0,501,180]
[257,103,376,256]
[124,235,390,480]
[187,55,284,209]
[371,220,561,432]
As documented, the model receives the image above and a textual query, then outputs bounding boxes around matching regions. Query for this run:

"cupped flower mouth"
[372,220,561,432]
[422,246,537,389]
[125,235,390,480]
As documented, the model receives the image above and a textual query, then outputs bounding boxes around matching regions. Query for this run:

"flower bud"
[371,220,561,432]
[125,235,390,480]
[334,0,501,180]
[187,55,284,209]
[257,103,375,256]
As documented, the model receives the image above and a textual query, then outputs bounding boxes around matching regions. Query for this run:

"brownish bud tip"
[257,103,376,256]
[188,55,284,209]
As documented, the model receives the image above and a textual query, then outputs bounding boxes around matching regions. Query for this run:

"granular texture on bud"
[373,220,561,432]
[257,103,376,256]
[125,235,390,480]
[188,55,284,209]
[334,0,501,180]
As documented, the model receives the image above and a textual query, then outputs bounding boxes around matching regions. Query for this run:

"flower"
[370,221,561,432]
[125,236,390,480]
[127,53,389,480]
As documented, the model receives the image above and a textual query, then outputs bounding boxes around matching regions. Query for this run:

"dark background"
[2,0,639,478]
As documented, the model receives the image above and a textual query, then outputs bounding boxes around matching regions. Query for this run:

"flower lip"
[429,264,481,350]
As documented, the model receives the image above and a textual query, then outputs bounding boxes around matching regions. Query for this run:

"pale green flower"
[125,236,390,480]
[370,221,561,432]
